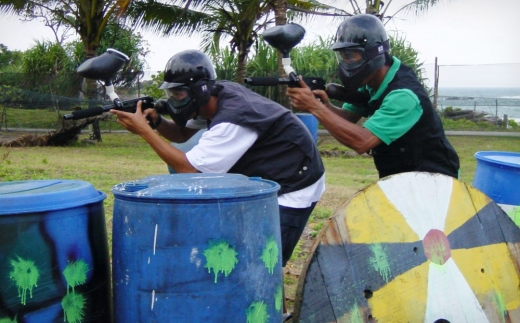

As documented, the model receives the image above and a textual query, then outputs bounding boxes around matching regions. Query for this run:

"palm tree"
[0,0,132,59]
[126,0,339,84]
[0,0,133,140]
[288,0,446,25]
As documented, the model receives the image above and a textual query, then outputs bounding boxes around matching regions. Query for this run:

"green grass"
[1,106,126,130]
[3,106,520,132]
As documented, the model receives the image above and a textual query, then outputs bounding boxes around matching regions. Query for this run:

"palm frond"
[288,0,352,18]
[0,0,30,14]
[127,0,210,35]
[389,0,442,19]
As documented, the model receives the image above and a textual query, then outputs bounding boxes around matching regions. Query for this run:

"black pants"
[279,202,317,266]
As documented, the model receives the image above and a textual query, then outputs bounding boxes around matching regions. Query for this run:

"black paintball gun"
[244,23,368,105]
[63,49,165,120]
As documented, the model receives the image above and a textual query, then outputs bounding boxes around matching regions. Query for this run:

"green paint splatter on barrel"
[9,257,39,305]
[203,240,238,283]
[63,260,90,293]
[246,301,269,323]
[261,236,279,274]
[0,316,18,323]
[62,260,89,323]
[61,292,86,323]
[368,244,391,283]
[275,285,283,312]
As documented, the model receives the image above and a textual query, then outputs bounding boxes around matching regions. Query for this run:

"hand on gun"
[111,100,158,135]
[286,76,333,113]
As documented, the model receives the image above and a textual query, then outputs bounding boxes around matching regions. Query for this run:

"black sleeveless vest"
[209,81,325,195]
[368,64,460,178]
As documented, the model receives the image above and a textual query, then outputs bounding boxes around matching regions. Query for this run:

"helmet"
[331,14,390,90]
[159,50,217,128]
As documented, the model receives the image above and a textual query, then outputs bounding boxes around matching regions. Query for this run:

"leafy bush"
[142,72,165,99]
[388,31,428,91]
[0,85,24,106]
[508,119,519,129]
[441,117,507,131]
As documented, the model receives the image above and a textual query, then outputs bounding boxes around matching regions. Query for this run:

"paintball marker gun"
[63,49,166,120]
[245,23,368,105]
[244,23,325,90]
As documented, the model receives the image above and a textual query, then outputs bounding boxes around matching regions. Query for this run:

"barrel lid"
[474,151,520,169]
[111,173,280,200]
[0,180,106,215]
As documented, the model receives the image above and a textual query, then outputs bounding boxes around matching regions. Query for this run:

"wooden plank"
[295,238,337,323]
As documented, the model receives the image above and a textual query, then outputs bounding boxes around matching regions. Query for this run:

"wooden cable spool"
[293,172,520,323]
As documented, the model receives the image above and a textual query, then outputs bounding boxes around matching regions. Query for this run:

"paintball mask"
[160,50,217,128]
[332,14,390,91]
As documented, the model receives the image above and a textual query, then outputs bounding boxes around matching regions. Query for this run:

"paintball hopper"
[262,23,305,57]
[248,23,371,106]
[253,23,306,87]
[63,48,157,121]
[77,48,129,82]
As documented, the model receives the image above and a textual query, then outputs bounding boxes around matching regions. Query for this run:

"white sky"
[1,0,519,88]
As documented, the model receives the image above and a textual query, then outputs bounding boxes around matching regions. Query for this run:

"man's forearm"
[324,103,361,124]
[313,106,380,154]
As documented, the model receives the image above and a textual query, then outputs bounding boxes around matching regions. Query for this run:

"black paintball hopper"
[262,23,306,57]
[77,48,129,82]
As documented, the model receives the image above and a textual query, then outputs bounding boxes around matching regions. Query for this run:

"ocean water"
[435,87,520,121]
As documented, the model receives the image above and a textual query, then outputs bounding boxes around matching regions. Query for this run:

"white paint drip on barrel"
[151,290,155,310]
[153,224,158,255]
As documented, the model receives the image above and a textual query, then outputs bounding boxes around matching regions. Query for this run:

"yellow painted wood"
[343,185,420,244]
[445,180,491,235]
[453,244,520,312]
[366,261,429,322]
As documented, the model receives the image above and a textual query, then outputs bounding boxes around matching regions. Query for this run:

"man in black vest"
[111,49,325,320]
[286,14,459,179]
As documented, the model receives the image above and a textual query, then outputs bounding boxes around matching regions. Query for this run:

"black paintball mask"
[332,14,391,91]
[335,41,389,91]
[161,74,214,128]
[159,50,217,128]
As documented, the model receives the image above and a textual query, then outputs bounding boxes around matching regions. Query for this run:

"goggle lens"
[165,87,191,111]
[335,48,366,71]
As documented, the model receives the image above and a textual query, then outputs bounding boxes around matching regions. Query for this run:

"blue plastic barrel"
[111,173,283,323]
[0,180,111,323]
[473,151,520,225]
[296,113,319,143]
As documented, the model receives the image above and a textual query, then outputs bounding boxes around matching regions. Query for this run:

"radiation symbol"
[294,172,520,323]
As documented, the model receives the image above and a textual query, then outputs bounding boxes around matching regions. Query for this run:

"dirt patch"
[0,126,85,147]
[320,149,371,158]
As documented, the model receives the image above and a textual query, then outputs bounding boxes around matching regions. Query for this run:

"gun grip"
[302,77,326,91]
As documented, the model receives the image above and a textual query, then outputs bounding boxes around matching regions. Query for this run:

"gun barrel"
[63,106,108,120]
[325,83,370,105]
[63,96,157,121]
[244,77,289,86]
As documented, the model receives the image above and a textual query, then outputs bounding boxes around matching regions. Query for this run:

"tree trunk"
[83,46,103,141]
[81,77,103,141]
[237,43,249,85]
[273,0,291,110]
